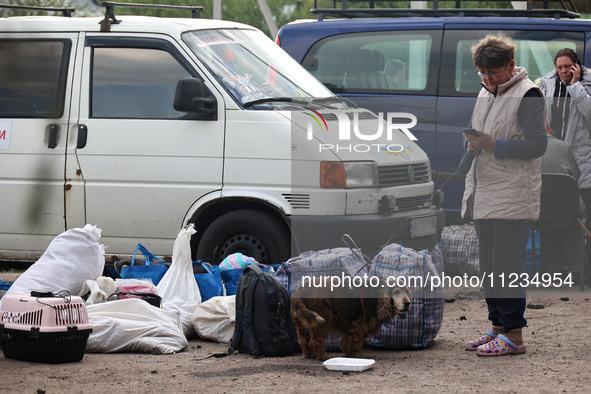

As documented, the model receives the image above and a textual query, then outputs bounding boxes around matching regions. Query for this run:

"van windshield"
[183,29,336,107]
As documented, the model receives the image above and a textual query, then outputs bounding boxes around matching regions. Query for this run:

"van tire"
[196,209,290,266]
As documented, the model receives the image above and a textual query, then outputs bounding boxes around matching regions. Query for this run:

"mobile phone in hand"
[463,128,480,137]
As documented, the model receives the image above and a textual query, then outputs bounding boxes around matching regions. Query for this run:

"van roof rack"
[0,3,75,17]
[311,0,580,21]
[100,2,203,31]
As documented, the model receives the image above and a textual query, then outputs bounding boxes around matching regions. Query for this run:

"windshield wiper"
[243,97,296,108]
[243,96,346,110]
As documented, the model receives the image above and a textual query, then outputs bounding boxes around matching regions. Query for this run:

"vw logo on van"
[408,165,415,183]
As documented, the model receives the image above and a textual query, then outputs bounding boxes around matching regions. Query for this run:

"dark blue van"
[277,1,587,222]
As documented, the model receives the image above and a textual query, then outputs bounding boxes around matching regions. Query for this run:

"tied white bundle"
[2,224,105,305]
[156,224,202,338]
[86,298,188,354]
[192,295,236,345]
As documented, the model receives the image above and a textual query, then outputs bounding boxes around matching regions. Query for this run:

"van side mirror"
[174,78,217,120]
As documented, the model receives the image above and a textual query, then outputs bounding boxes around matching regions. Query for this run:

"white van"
[0,3,444,265]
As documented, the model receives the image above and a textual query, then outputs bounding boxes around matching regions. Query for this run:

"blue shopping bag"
[218,253,277,295]
[221,264,274,296]
[120,244,169,285]
[193,261,224,301]
[0,279,11,290]
[221,269,243,296]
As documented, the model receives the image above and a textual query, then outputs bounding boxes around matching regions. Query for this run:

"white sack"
[3,224,105,304]
[86,298,188,354]
[156,224,201,338]
[77,276,117,305]
[192,295,235,345]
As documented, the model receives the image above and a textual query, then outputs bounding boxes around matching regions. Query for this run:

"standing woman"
[462,34,547,357]
[539,48,591,220]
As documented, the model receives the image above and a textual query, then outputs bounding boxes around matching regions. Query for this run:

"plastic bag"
[120,244,169,285]
[219,253,278,295]
[156,225,201,338]
[275,246,368,351]
[194,261,225,301]
[275,247,368,295]
[367,244,445,349]
[86,298,187,354]
[77,276,117,305]
[219,253,259,295]
[439,224,480,276]
[192,295,235,345]
[114,278,157,294]
[3,224,105,304]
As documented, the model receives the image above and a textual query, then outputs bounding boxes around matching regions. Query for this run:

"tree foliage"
[0,0,73,17]
[573,0,591,14]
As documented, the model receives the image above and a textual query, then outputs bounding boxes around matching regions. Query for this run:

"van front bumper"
[289,207,445,257]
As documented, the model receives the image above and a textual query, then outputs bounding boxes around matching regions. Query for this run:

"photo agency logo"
[304,109,328,132]
[303,110,418,154]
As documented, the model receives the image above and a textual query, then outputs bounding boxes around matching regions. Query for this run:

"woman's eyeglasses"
[477,64,507,79]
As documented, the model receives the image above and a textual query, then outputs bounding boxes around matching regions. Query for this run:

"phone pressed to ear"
[463,128,480,137]
[572,59,582,76]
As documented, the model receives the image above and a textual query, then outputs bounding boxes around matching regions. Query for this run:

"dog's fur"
[291,280,411,360]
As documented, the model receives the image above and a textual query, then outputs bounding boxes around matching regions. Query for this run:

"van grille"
[378,163,430,187]
[283,193,311,210]
[396,195,432,211]
[282,193,430,211]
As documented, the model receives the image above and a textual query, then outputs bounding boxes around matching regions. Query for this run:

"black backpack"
[228,264,297,357]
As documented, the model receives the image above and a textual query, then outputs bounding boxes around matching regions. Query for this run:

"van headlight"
[320,161,378,189]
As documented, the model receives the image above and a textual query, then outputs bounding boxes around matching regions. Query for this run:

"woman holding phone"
[539,48,591,221]
[462,34,547,357]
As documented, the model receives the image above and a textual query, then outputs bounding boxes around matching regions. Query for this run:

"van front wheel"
[196,210,290,266]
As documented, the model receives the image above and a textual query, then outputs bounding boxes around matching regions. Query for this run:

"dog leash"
[341,234,373,276]
[578,218,591,239]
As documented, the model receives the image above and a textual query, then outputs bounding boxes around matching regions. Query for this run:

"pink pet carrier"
[0,292,93,363]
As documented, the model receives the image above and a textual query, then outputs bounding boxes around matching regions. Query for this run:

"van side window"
[441,30,583,96]
[91,47,194,119]
[300,31,440,95]
[0,39,71,118]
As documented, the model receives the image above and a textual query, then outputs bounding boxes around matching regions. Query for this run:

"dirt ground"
[1,270,590,394]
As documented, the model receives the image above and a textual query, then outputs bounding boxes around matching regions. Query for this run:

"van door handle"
[47,124,59,149]
[77,124,88,149]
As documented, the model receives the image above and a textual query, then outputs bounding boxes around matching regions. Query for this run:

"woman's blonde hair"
[472,33,516,70]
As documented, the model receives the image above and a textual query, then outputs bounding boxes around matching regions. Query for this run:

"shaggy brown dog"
[291,279,411,360]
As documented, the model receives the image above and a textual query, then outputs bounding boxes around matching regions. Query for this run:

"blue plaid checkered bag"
[275,246,368,351]
[275,247,368,293]
[367,244,445,349]
[439,224,480,277]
